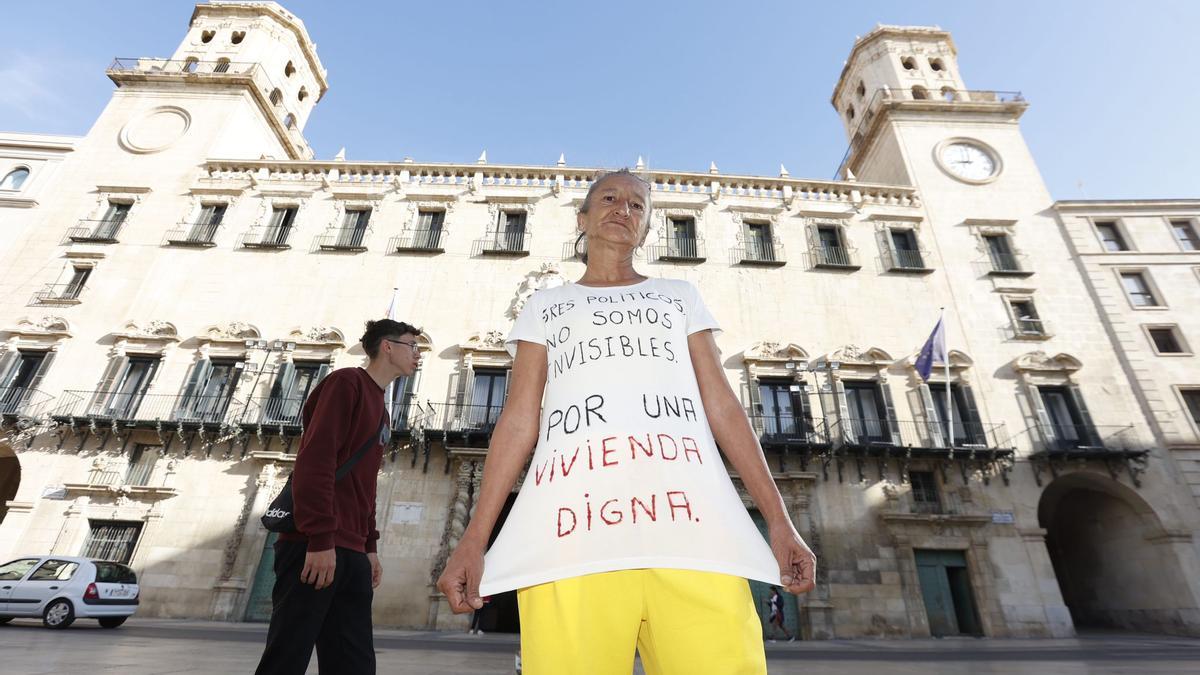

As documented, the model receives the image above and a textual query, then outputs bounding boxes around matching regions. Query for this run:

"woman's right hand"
[437,542,485,614]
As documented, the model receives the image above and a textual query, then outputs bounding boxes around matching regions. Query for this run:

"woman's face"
[578,174,651,251]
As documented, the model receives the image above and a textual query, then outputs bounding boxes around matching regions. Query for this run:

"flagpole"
[942,307,952,450]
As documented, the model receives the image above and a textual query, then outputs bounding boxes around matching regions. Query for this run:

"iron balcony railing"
[239,226,294,249]
[477,230,530,256]
[838,417,1009,451]
[315,227,371,252]
[987,252,1029,275]
[733,240,786,266]
[1013,317,1052,339]
[237,395,431,436]
[390,228,447,253]
[66,219,126,243]
[51,390,244,427]
[1034,423,1146,453]
[649,236,706,262]
[418,402,504,436]
[0,386,53,418]
[32,283,87,304]
[164,221,220,247]
[883,247,932,272]
[809,245,860,269]
[747,414,832,447]
[108,58,261,78]
[84,467,124,487]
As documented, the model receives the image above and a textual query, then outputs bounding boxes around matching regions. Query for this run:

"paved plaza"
[1,619,1199,674]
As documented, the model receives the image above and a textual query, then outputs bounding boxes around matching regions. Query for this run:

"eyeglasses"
[383,338,419,353]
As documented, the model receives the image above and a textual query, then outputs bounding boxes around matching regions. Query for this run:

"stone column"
[1019,527,1076,637]
[428,459,475,630]
[210,462,276,621]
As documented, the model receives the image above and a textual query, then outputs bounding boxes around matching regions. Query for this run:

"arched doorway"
[1039,472,1192,634]
[0,442,20,525]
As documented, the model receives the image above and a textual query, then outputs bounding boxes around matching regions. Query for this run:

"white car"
[0,555,139,629]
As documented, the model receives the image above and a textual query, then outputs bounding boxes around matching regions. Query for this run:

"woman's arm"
[688,329,817,595]
[436,339,547,613]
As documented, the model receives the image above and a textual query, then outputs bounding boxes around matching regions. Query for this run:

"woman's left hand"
[769,523,817,595]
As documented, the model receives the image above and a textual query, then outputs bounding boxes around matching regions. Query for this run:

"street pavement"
[1,618,1199,674]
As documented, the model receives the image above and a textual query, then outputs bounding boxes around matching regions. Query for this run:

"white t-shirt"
[479,277,782,595]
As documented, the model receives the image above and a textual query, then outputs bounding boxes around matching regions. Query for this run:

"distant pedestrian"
[766,587,795,642]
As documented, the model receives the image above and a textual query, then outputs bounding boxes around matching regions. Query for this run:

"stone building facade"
[1,3,1198,639]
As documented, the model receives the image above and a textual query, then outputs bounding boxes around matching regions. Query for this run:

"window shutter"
[834,378,856,444]
[0,350,18,389]
[503,368,512,403]
[747,376,764,435]
[24,351,55,393]
[91,356,129,414]
[176,358,212,417]
[805,223,817,260]
[1025,382,1056,446]
[878,382,903,445]
[959,384,984,445]
[919,383,946,448]
[1067,385,1100,447]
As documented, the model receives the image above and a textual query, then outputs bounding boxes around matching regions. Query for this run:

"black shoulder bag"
[261,413,390,534]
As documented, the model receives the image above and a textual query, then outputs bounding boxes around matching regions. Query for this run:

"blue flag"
[915,317,947,381]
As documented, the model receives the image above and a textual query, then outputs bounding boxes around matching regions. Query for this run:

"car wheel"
[42,599,75,629]
[98,616,127,629]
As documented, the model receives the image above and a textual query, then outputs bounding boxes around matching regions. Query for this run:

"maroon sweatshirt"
[279,367,388,553]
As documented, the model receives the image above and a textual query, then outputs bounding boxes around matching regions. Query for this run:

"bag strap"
[334,411,388,482]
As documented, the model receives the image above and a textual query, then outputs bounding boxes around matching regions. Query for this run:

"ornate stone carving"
[5,315,72,338]
[507,262,566,319]
[1013,351,1083,373]
[204,321,261,342]
[828,344,893,365]
[114,320,179,341]
[463,330,508,352]
[286,325,345,345]
[431,461,477,584]
[744,341,808,362]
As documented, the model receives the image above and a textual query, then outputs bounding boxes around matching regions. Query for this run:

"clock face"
[939,142,998,182]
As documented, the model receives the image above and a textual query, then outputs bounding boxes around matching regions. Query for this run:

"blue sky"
[1,1,1197,199]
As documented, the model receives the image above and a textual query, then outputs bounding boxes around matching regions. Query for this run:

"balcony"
[475,230,530,257]
[421,402,503,447]
[748,414,832,448]
[66,219,125,244]
[732,240,786,267]
[390,228,447,253]
[31,283,86,305]
[836,418,1010,456]
[239,226,293,250]
[985,252,1033,277]
[164,222,220,247]
[0,386,53,419]
[315,227,371,252]
[649,236,706,263]
[51,391,243,429]
[808,245,861,270]
[1029,424,1151,486]
[882,247,933,273]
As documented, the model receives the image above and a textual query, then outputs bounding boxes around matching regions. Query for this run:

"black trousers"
[254,541,375,675]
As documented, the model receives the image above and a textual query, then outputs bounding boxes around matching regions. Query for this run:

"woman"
[437,170,816,674]
[766,587,796,642]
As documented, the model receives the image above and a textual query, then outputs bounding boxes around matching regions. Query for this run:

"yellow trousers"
[517,569,767,675]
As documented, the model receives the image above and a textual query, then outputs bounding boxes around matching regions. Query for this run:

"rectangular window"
[1038,386,1087,449]
[82,521,142,564]
[63,266,91,300]
[415,210,445,249]
[1171,219,1200,251]
[1095,221,1129,251]
[1010,299,1044,336]
[909,470,942,514]
[844,381,887,442]
[390,372,418,430]
[469,368,508,429]
[124,445,158,486]
[338,208,371,247]
[94,202,131,239]
[816,225,850,266]
[889,228,925,269]
[107,357,160,418]
[0,350,49,414]
[1120,271,1159,307]
[757,380,811,437]
[1182,389,1200,430]
[1148,326,1186,354]
[668,217,698,258]
[265,206,297,245]
[983,234,1019,272]
[746,223,775,262]
[498,212,527,251]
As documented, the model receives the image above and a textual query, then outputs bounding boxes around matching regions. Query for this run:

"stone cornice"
[1053,199,1200,213]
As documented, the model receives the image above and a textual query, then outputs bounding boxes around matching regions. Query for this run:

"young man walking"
[255,319,421,675]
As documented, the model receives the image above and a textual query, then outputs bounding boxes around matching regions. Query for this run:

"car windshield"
[93,561,137,584]
[0,558,41,581]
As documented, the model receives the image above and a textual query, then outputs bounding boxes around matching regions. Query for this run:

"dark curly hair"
[361,319,420,359]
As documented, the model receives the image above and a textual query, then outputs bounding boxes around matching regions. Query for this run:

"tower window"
[214,58,231,73]
[270,89,283,106]
[200,30,215,44]
[911,85,929,100]
[283,113,296,129]
[285,61,296,78]
[929,57,946,72]
[1147,326,1187,355]
[183,57,199,74]
[298,86,309,102]
[231,31,246,45]
[846,105,855,121]
[901,56,918,71]
[0,167,30,191]
[856,81,866,98]
[941,87,958,102]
